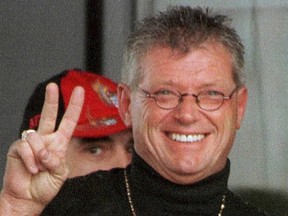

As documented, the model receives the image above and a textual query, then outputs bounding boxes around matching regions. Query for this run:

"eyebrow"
[79,137,111,144]
[79,137,134,147]
[158,80,227,89]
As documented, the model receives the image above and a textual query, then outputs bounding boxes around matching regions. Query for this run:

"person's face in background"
[120,41,247,184]
[66,129,133,178]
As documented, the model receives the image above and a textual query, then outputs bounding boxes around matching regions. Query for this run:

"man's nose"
[174,95,200,123]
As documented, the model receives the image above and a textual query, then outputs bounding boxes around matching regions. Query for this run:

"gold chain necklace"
[124,170,226,216]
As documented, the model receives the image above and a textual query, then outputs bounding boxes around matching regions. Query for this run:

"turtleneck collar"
[126,152,230,215]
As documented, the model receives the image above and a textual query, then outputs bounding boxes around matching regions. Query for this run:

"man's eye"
[88,146,102,155]
[127,146,133,153]
[206,90,222,96]
[126,139,134,153]
[155,89,175,96]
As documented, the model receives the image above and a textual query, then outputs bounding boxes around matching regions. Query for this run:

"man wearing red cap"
[19,69,133,177]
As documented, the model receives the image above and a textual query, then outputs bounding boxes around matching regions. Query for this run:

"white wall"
[0,0,86,187]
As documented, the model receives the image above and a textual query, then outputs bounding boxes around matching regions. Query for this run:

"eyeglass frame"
[136,86,239,111]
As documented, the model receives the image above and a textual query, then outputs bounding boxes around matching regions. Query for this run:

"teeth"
[170,133,205,143]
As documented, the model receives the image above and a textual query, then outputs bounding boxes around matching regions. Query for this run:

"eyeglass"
[136,86,238,111]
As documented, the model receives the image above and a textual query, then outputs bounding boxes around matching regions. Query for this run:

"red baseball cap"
[20,69,128,138]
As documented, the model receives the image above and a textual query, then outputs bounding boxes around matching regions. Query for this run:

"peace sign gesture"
[0,83,84,215]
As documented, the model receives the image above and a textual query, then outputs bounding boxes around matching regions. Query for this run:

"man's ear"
[236,86,248,129]
[117,84,132,127]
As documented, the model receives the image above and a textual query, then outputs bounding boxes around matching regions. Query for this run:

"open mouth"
[168,133,205,143]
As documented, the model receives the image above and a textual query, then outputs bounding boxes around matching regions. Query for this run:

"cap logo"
[75,108,119,131]
[90,117,117,127]
[92,80,118,107]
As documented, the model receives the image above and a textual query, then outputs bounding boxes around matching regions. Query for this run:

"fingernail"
[30,165,39,174]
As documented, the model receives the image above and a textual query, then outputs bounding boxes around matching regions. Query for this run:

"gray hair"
[121,6,245,88]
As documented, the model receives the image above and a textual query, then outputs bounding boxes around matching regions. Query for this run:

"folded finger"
[38,148,69,178]
[14,140,39,174]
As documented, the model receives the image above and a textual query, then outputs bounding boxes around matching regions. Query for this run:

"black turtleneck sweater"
[42,153,271,216]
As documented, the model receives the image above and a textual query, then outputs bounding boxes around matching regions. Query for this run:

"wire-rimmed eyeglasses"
[136,86,238,111]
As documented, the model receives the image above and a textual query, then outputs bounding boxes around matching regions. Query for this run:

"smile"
[169,133,205,143]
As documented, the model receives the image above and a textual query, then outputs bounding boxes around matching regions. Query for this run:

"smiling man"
[125,42,246,185]
[0,6,272,216]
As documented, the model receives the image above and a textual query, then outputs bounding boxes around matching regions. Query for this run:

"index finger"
[37,83,59,135]
[56,86,84,144]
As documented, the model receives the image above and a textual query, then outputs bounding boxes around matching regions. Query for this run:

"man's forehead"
[139,49,234,88]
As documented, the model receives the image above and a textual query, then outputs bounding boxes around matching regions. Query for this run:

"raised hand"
[0,83,84,215]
